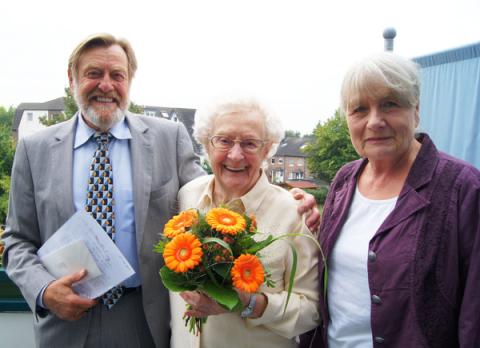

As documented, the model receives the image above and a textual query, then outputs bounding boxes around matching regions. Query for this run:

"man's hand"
[43,269,97,321]
[290,188,321,233]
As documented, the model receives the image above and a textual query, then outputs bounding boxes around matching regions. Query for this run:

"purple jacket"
[301,134,480,348]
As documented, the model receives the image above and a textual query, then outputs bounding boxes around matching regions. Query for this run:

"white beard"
[72,81,128,131]
[84,104,125,131]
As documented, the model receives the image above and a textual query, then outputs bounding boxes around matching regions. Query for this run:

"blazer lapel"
[50,115,77,224]
[126,114,153,251]
[377,134,438,235]
[376,189,430,234]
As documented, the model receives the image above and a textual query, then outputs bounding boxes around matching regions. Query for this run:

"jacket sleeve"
[247,218,321,338]
[2,139,56,314]
[457,166,480,347]
[175,122,205,187]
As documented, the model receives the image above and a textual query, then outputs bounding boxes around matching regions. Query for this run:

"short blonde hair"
[68,33,137,81]
[341,53,420,113]
[194,97,284,159]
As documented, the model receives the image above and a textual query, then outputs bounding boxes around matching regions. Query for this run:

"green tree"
[0,174,10,224]
[38,113,71,126]
[0,125,15,178]
[0,123,15,224]
[0,106,15,128]
[39,87,76,126]
[63,86,78,117]
[285,130,301,137]
[128,101,144,114]
[304,109,359,182]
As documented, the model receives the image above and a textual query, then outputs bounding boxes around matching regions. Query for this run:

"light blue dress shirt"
[73,114,140,288]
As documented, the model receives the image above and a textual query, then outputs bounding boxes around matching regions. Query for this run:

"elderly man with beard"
[2,33,320,348]
[2,33,204,348]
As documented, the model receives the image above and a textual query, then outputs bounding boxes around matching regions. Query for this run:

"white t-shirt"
[327,187,397,348]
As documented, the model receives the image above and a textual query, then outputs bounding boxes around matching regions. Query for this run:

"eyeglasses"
[209,136,268,154]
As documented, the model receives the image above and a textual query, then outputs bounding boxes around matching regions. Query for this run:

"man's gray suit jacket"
[3,112,205,347]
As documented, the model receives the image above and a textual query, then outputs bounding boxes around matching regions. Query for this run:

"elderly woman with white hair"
[169,98,320,348]
[300,53,480,348]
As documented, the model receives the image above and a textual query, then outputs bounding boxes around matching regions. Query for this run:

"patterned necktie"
[85,132,123,309]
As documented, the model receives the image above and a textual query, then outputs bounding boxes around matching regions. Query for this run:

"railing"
[0,267,30,312]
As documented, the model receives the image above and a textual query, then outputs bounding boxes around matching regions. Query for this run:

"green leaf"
[284,243,297,315]
[201,280,241,311]
[153,240,166,254]
[205,267,221,287]
[245,235,274,254]
[203,237,233,255]
[159,267,196,292]
[212,263,232,278]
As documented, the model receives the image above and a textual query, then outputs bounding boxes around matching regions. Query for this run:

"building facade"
[267,137,318,189]
[12,97,64,140]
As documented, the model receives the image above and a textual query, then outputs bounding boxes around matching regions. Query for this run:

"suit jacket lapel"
[126,114,153,252]
[50,115,77,223]
[377,134,437,235]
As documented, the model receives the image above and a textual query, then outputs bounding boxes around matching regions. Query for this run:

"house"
[12,99,202,155]
[12,97,65,140]
[142,106,201,154]
[267,136,319,189]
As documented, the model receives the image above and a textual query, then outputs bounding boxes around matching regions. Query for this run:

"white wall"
[17,110,47,139]
[0,312,35,347]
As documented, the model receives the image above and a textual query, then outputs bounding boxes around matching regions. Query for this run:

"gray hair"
[193,97,284,160]
[340,53,420,113]
[68,33,137,81]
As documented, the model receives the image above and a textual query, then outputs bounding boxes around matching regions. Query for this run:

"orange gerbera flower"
[163,233,203,273]
[206,208,246,235]
[231,254,265,293]
[164,209,198,238]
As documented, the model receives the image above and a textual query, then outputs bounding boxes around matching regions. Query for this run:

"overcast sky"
[1,0,479,134]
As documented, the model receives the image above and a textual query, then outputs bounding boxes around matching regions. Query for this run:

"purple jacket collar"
[323,133,436,260]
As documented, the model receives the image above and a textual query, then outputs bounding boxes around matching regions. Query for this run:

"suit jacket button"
[368,250,377,261]
[374,336,385,343]
[372,295,382,304]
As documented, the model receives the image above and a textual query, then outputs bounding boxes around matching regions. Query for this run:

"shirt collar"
[195,170,270,214]
[74,112,132,149]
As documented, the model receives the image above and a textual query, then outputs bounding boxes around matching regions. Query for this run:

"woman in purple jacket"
[302,53,480,348]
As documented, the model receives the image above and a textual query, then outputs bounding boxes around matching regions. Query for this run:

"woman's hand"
[290,188,321,233]
[180,290,267,319]
[180,291,228,318]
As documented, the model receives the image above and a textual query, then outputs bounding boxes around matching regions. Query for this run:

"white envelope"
[40,239,102,284]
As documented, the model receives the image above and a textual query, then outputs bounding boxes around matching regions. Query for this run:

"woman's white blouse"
[170,172,320,348]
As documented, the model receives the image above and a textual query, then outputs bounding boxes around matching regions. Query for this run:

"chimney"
[383,27,397,51]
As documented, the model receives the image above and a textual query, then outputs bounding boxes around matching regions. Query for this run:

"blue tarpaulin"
[414,42,480,169]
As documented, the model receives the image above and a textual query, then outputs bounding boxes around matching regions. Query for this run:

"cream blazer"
[170,172,320,348]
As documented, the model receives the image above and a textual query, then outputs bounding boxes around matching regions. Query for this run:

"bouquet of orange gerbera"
[154,207,298,334]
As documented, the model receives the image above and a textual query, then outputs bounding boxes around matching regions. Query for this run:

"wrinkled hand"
[180,291,228,318]
[291,188,321,233]
[43,269,97,321]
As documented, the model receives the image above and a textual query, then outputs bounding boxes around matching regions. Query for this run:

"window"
[278,158,283,164]
[27,112,33,121]
[145,111,156,117]
[271,158,275,164]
